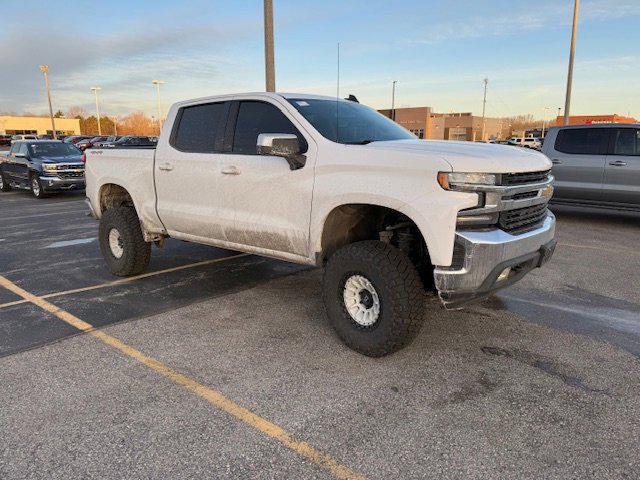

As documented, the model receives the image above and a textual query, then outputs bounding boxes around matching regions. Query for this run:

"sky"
[0,0,638,120]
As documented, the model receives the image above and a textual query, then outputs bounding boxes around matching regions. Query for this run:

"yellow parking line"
[0,274,365,480]
[0,254,250,310]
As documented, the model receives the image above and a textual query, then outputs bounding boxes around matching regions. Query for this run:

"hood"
[362,139,551,173]
[39,155,83,164]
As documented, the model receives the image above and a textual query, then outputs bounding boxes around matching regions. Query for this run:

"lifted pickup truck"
[85,93,556,356]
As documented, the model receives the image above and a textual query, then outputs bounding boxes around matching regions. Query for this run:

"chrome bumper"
[434,212,556,309]
[39,175,85,190]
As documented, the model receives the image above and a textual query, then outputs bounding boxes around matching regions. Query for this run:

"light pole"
[563,0,579,125]
[481,78,489,141]
[91,86,102,135]
[151,80,165,129]
[541,106,551,138]
[391,80,397,121]
[39,65,57,139]
[264,0,276,92]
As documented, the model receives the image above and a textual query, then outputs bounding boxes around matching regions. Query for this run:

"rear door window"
[554,128,610,155]
[232,101,307,155]
[612,128,640,156]
[172,102,228,153]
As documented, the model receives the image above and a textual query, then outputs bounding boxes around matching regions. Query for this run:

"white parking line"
[45,237,96,249]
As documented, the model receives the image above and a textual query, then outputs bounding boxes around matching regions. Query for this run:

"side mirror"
[257,133,306,170]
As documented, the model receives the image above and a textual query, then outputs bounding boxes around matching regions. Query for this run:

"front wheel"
[99,207,151,276]
[30,174,46,198]
[323,240,427,357]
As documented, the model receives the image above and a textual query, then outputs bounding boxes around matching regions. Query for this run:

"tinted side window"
[18,143,29,156]
[173,102,227,153]
[613,128,640,156]
[554,128,609,155]
[232,101,307,155]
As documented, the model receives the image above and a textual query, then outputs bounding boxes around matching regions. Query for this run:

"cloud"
[0,11,259,114]
[410,0,640,45]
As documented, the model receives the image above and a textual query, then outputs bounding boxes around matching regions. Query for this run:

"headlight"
[42,164,57,173]
[438,172,497,190]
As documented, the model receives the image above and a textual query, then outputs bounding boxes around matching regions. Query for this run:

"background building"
[379,107,503,141]
[554,114,637,126]
[378,107,433,138]
[0,116,81,136]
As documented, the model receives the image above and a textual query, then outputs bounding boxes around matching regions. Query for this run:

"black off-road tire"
[323,240,427,357]
[0,169,11,192]
[99,207,151,277]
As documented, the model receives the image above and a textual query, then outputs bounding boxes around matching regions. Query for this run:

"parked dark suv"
[0,140,84,198]
[542,124,640,210]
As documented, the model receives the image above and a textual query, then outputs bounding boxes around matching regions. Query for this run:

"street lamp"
[90,86,102,135]
[39,65,57,139]
[541,106,551,138]
[563,0,579,125]
[151,80,165,129]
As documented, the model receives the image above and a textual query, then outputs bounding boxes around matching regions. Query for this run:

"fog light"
[497,267,511,282]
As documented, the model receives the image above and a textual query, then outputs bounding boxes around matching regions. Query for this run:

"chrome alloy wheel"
[343,274,381,327]
[108,228,124,258]
[31,177,41,196]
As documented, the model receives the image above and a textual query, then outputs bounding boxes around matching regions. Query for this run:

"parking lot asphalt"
[1,190,639,479]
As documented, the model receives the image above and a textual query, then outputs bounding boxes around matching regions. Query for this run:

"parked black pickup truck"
[0,140,85,198]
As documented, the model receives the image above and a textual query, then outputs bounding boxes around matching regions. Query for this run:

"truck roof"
[171,92,354,109]
[547,123,640,130]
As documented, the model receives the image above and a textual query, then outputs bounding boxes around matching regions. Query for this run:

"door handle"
[221,166,240,175]
[158,163,174,171]
[608,160,627,167]
[551,159,563,165]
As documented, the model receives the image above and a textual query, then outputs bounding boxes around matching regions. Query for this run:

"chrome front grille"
[57,170,84,179]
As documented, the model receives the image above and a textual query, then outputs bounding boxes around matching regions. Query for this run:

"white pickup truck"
[85,92,556,356]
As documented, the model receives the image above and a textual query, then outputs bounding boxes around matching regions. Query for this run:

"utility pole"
[91,87,102,135]
[151,80,165,130]
[563,0,579,125]
[391,80,397,121]
[263,0,276,92]
[39,65,57,139]
[481,78,488,141]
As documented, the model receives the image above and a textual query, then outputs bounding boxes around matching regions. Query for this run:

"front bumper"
[434,212,556,309]
[39,175,85,191]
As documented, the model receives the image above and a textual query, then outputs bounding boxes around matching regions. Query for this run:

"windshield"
[288,98,414,144]
[28,143,81,157]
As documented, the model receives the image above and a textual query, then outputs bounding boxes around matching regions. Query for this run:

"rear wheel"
[0,169,11,192]
[99,207,151,276]
[323,240,427,357]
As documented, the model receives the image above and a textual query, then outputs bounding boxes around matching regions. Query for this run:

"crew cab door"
[604,127,640,205]
[216,99,316,257]
[154,100,230,237]
[13,142,31,185]
[548,127,610,201]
